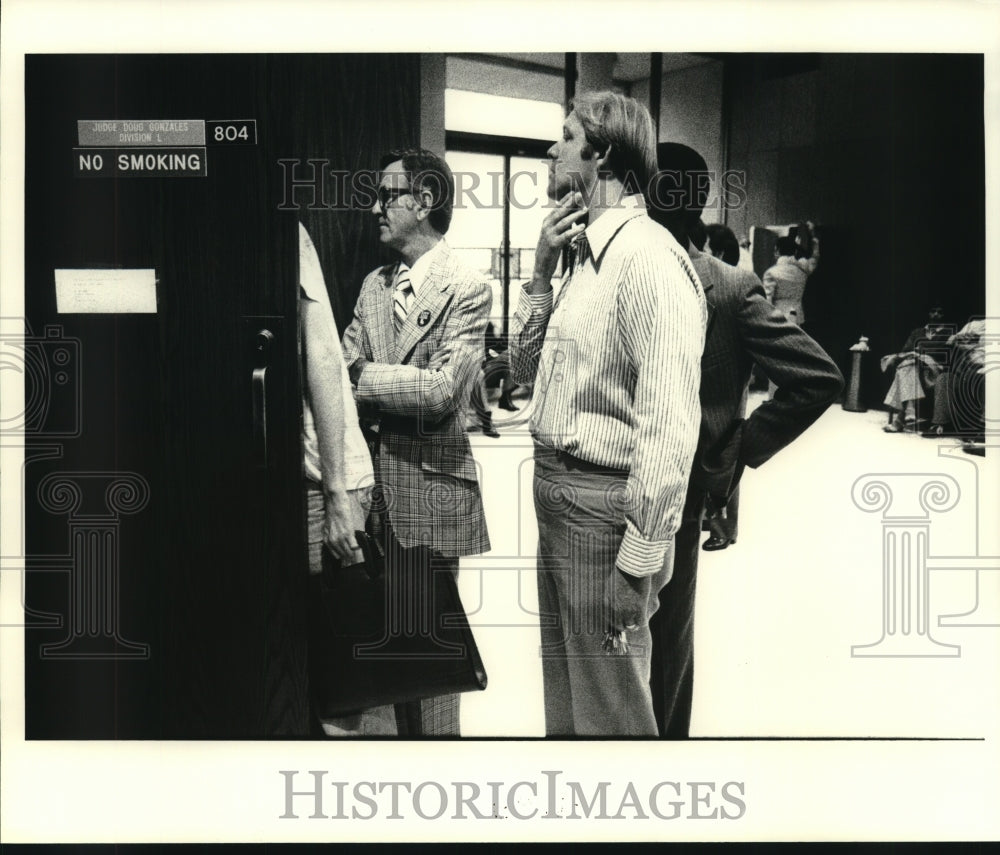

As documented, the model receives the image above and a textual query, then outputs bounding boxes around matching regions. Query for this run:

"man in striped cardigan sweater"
[510,92,707,736]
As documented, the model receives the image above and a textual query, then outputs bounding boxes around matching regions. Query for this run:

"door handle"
[252,329,275,468]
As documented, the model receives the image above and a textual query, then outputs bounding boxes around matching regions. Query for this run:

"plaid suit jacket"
[690,247,843,503]
[342,241,491,557]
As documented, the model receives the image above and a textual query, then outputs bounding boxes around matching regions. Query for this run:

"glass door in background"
[444,151,505,329]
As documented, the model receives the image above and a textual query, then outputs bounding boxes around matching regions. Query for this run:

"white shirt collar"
[401,238,445,295]
[582,194,647,264]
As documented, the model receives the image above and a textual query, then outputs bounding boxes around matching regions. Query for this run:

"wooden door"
[23,54,305,738]
[23,52,422,739]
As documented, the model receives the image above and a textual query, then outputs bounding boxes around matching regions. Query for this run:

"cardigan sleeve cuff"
[615,522,674,580]
[514,287,553,323]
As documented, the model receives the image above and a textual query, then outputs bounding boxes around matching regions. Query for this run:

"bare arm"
[302,294,361,563]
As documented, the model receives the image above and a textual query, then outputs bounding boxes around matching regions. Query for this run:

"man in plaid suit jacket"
[342,148,491,735]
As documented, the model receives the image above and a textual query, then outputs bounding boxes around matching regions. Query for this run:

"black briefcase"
[307,531,487,718]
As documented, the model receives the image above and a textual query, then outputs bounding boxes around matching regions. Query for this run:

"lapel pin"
[417,310,431,327]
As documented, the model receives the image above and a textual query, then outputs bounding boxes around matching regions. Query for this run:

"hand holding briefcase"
[307,530,487,719]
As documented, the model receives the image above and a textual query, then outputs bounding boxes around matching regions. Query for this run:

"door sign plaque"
[78,119,206,146]
[74,119,256,177]
[74,147,207,177]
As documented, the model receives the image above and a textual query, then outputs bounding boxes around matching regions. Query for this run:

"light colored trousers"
[532,446,671,736]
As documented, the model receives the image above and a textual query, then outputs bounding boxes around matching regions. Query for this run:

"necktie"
[554,234,588,312]
[393,265,413,333]
[570,234,589,277]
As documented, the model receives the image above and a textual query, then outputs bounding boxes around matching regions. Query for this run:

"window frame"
[446,131,553,338]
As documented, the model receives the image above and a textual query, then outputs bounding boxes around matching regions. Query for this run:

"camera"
[0,322,82,438]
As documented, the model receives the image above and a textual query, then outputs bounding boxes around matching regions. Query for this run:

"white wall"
[636,59,726,224]
[446,55,563,103]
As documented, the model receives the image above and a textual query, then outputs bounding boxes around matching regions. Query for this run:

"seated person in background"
[881,304,951,432]
[705,223,741,267]
[923,318,986,439]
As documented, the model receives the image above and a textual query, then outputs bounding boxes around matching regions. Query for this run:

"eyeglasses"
[376,186,412,211]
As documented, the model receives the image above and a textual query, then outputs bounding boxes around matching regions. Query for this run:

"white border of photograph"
[2,0,999,843]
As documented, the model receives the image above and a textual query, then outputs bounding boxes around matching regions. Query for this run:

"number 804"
[208,121,256,145]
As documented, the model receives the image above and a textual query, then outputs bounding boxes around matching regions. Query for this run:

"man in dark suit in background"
[647,143,844,737]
